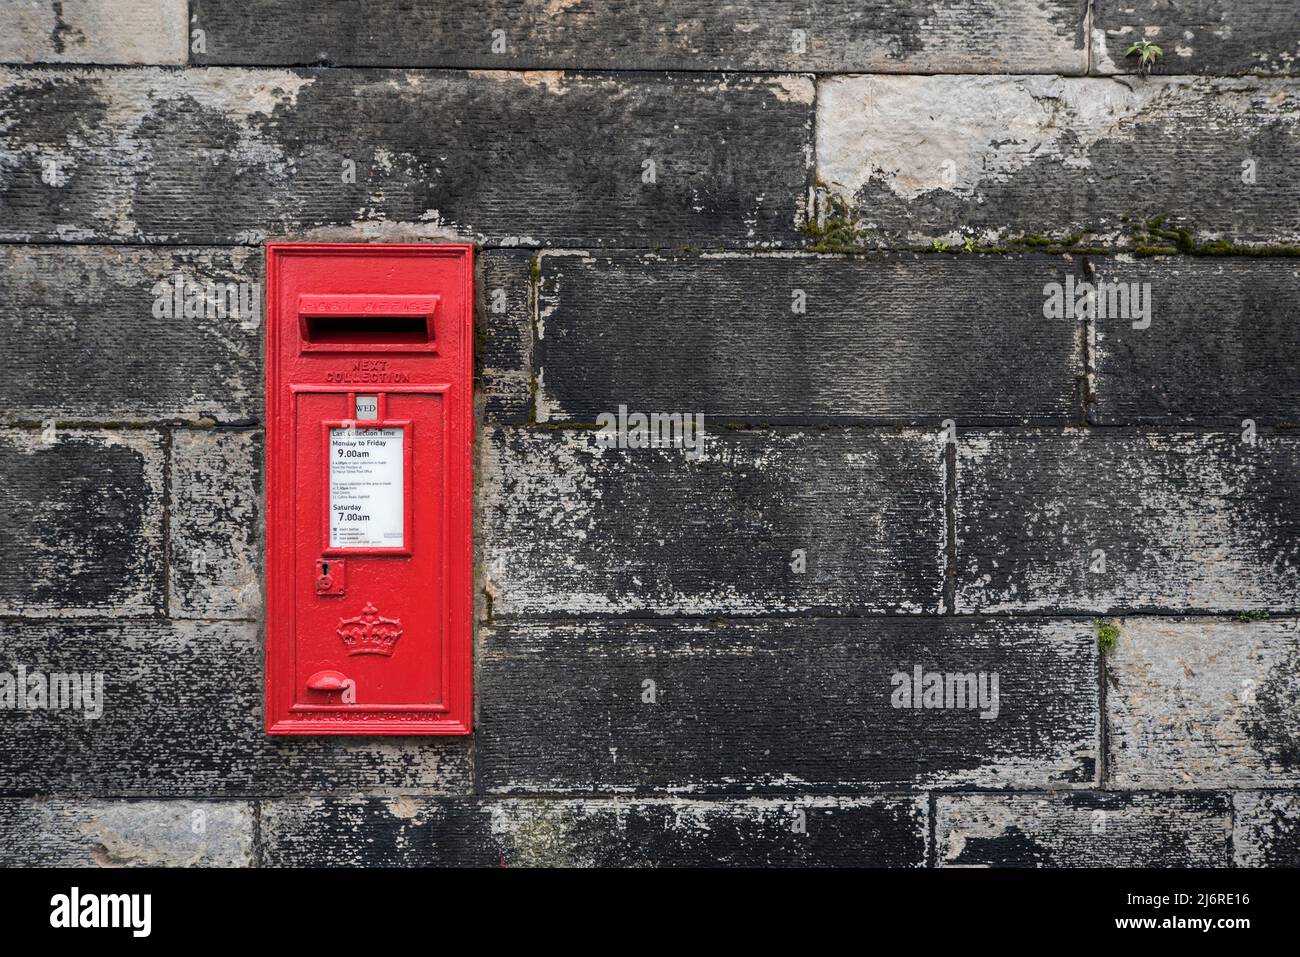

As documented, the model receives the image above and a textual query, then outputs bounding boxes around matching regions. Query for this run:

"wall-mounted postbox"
[265,243,473,735]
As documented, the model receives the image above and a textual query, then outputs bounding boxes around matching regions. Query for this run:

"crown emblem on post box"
[336,602,404,656]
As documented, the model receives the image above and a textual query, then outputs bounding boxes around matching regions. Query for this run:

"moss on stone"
[1135,218,1300,258]
[1096,620,1120,654]
[1010,232,1085,249]
[800,188,867,253]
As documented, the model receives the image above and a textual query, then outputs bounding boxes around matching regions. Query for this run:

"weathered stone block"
[534,252,1084,423]
[956,430,1300,613]
[169,428,262,619]
[259,795,928,867]
[0,799,253,866]
[0,245,262,425]
[1089,256,1300,425]
[0,67,812,247]
[479,617,1098,794]
[1093,1,1300,76]
[1233,791,1300,866]
[817,75,1300,247]
[482,426,945,616]
[0,1,187,65]
[936,792,1231,866]
[1106,617,1300,789]
[478,249,534,424]
[0,428,164,616]
[191,0,1087,74]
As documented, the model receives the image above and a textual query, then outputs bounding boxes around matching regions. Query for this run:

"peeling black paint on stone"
[0,67,812,247]
[478,249,534,424]
[1234,792,1300,866]
[1093,0,1300,76]
[956,429,1300,614]
[258,795,928,867]
[483,425,945,616]
[191,0,1087,73]
[478,617,1098,794]
[168,429,263,619]
[49,3,73,56]
[820,76,1300,247]
[0,430,163,615]
[937,792,1232,867]
[949,824,1049,866]
[1090,257,1300,426]
[535,253,1084,424]
[1240,637,1300,773]
[0,245,263,424]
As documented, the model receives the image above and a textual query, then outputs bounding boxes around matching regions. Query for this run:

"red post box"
[265,243,473,735]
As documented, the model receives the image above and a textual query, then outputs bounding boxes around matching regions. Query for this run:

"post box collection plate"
[265,243,473,735]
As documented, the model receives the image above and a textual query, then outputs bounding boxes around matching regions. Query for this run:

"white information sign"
[329,427,405,548]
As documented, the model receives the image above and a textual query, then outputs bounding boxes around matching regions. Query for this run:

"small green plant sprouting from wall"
[1125,40,1164,76]
[1096,620,1120,654]
[801,186,865,252]
[926,235,977,254]
[1237,610,1271,622]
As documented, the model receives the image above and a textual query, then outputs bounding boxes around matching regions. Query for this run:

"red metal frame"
[265,243,473,735]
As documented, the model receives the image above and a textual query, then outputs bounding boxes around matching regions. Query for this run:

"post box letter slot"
[298,293,439,351]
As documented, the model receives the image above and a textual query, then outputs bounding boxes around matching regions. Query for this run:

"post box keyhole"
[315,558,346,596]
